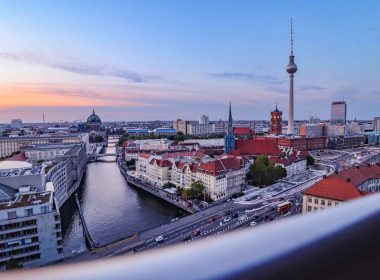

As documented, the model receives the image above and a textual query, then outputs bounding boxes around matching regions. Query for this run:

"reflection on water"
[60,145,185,254]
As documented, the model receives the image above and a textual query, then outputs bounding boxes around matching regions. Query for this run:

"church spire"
[228,101,233,135]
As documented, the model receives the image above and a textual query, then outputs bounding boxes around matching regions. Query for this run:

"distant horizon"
[0,1,379,121]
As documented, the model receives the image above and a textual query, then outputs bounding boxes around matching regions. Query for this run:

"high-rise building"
[10,119,22,130]
[309,116,321,124]
[224,102,235,154]
[331,101,347,125]
[270,104,282,135]
[173,119,189,135]
[286,19,298,135]
[199,115,209,125]
[373,117,380,131]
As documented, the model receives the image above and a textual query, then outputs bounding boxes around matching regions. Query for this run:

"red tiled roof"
[149,158,171,167]
[139,153,151,159]
[233,127,251,135]
[303,177,364,201]
[235,138,283,156]
[332,164,380,187]
[198,156,243,176]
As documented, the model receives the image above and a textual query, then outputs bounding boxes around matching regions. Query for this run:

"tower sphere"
[286,62,298,74]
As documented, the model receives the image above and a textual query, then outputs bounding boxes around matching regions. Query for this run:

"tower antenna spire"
[290,18,294,56]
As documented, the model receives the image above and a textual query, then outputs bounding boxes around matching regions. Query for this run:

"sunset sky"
[0,0,379,122]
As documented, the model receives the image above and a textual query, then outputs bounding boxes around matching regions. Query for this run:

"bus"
[277,201,291,214]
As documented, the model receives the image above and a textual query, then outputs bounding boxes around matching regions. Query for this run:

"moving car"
[208,216,216,223]
[193,229,201,237]
[223,216,232,222]
[182,235,191,242]
[155,236,164,243]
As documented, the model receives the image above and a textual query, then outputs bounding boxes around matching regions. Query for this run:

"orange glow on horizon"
[0,84,157,108]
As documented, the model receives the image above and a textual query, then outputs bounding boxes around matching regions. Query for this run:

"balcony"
[3,193,380,279]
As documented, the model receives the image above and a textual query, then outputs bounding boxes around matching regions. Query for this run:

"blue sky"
[0,0,379,122]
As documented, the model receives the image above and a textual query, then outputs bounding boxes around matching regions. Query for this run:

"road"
[65,185,304,263]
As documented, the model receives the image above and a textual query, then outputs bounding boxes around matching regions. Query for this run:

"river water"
[60,144,184,255]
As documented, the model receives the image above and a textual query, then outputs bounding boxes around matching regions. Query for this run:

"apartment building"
[24,144,76,162]
[0,188,63,269]
[196,156,245,200]
[45,143,87,208]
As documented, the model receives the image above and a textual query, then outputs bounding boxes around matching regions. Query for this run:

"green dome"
[87,109,101,123]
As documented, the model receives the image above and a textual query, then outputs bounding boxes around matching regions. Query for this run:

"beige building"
[0,134,89,158]
[169,161,197,189]
[196,156,245,201]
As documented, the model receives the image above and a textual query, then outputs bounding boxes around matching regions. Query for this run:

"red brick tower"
[271,104,282,135]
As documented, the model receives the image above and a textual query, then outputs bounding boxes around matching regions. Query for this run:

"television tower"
[286,18,298,135]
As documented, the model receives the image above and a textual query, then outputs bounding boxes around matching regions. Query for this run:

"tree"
[306,155,315,166]
[247,156,287,187]
[176,181,206,200]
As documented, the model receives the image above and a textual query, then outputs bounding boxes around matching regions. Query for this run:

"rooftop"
[0,190,52,211]
[303,177,365,201]
[0,160,32,170]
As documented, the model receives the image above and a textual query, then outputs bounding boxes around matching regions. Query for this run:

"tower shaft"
[286,19,297,135]
[288,74,294,134]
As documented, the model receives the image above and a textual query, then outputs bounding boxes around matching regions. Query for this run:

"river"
[60,144,185,255]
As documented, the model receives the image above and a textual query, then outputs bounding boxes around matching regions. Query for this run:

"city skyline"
[0,1,380,122]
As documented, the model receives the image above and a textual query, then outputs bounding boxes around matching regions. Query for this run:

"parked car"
[250,221,257,227]
[232,213,238,219]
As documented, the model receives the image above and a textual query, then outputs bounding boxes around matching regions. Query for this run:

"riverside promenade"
[117,159,198,213]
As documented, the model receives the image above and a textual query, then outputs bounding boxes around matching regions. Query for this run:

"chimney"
[347,178,351,182]
[323,175,327,179]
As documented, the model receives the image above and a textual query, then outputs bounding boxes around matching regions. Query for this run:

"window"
[314,207,318,211]
[41,206,49,214]
[314,198,319,204]
[328,201,332,207]
[25,208,33,216]
[307,206,311,212]
[321,200,325,206]
[308,197,312,203]
[7,211,17,219]
[335,202,339,206]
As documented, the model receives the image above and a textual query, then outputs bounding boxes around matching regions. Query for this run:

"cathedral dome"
[87,109,101,123]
